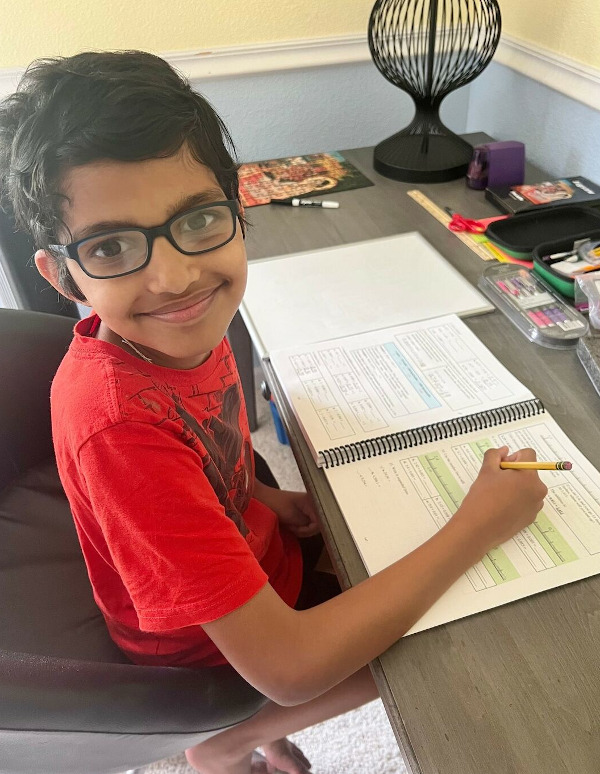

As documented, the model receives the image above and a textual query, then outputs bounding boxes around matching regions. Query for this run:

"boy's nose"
[144,236,201,295]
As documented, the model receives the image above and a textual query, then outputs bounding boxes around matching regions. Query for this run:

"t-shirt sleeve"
[77,421,268,631]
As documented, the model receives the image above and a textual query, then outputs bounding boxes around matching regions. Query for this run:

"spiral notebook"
[269,314,600,634]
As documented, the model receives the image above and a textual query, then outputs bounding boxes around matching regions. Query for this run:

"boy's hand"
[253,481,321,537]
[454,445,548,552]
[274,490,321,537]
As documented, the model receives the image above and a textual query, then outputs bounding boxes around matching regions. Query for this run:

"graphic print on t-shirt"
[127,350,253,537]
[175,383,253,537]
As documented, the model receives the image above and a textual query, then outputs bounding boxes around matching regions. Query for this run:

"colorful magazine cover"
[513,180,576,205]
[238,151,373,207]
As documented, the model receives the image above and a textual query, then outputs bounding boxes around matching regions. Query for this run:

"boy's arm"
[203,447,547,707]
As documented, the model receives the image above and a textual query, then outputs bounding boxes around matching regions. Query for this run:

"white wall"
[192,62,471,163]
[467,61,600,181]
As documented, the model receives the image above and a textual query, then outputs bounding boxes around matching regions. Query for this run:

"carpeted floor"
[145,699,406,773]
[144,368,407,774]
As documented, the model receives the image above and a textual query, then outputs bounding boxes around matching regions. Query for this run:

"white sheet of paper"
[241,232,492,357]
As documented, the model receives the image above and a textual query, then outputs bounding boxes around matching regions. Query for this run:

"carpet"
[145,699,406,774]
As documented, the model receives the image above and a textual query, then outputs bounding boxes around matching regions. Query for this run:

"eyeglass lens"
[76,203,235,278]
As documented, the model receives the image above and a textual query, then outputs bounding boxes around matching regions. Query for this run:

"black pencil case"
[485,206,600,261]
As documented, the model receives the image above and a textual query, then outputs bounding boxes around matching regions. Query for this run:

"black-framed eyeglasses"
[48,199,239,279]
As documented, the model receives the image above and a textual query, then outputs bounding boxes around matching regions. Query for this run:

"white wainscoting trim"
[0,33,598,111]
[164,35,371,80]
[0,36,370,98]
[495,34,600,112]
[0,69,23,99]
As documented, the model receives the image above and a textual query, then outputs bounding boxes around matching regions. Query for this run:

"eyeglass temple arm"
[47,244,69,258]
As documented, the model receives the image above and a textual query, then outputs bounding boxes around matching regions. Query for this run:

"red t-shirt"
[51,313,302,667]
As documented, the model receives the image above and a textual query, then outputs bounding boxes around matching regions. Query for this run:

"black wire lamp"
[368,0,501,182]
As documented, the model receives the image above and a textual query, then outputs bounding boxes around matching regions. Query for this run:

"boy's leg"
[185,665,378,774]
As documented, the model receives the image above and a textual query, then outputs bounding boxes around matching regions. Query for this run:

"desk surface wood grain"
[247,136,600,774]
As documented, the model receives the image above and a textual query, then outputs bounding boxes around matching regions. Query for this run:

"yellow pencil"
[500,461,572,471]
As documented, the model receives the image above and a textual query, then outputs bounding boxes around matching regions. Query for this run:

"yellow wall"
[500,0,600,68]
[0,0,374,68]
[1,0,599,71]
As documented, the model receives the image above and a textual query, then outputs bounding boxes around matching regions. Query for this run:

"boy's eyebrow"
[71,189,226,242]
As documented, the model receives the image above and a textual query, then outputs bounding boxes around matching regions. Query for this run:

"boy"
[0,51,547,774]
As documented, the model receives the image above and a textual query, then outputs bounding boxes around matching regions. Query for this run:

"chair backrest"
[0,308,72,486]
[0,309,268,774]
[0,308,128,662]
[0,207,79,317]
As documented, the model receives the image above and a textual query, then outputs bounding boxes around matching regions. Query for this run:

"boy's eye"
[79,233,144,273]
[90,237,129,258]
[172,205,233,251]
[179,210,217,233]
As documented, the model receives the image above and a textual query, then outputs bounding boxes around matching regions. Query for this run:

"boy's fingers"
[482,446,509,467]
[482,446,539,468]
[510,447,537,463]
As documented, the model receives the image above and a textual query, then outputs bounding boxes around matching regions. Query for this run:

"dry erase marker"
[500,461,572,471]
[271,198,340,208]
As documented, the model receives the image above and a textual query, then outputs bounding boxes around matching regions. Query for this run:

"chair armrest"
[0,649,267,734]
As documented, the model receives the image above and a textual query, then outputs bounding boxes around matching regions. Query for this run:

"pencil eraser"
[563,461,573,470]
[322,201,340,209]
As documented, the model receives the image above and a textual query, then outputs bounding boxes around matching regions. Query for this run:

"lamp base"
[373,131,473,183]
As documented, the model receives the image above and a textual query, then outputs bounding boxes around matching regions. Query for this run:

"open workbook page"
[326,413,600,634]
[269,314,534,466]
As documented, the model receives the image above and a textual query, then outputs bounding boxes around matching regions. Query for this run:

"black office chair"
[0,207,79,318]
[0,308,269,774]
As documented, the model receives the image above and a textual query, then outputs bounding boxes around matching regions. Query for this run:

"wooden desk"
[240,136,600,773]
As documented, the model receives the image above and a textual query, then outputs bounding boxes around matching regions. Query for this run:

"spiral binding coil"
[321,399,544,468]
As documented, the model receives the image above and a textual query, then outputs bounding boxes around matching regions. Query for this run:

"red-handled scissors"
[445,208,486,234]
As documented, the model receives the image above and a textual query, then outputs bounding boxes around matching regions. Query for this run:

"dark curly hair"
[0,50,241,301]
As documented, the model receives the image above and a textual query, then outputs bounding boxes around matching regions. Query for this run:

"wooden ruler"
[407,189,495,261]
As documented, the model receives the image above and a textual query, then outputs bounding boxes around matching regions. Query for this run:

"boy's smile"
[139,284,223,324]
[36,146,247,369]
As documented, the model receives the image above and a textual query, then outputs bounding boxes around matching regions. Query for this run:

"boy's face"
[36,146,247,369]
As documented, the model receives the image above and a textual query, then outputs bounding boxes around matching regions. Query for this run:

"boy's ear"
[34,249,62,292]
[34,249,86,304]
[34,249,60,289]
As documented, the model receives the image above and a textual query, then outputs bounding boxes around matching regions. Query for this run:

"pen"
[500,461,572,470]
[496,280,518,296]
[271,198,340,209]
